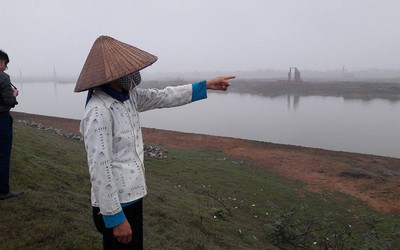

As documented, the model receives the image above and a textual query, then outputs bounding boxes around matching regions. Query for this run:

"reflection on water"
[12,82,400,159]
[287,95,300,112]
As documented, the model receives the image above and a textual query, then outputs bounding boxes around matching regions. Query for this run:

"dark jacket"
[0,71,18,112]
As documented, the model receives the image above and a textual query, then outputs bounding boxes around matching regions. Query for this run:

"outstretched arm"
[206,76,236,91]
[134,75,236,112]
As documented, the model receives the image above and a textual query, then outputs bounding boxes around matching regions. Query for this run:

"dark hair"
[0,50,10,64]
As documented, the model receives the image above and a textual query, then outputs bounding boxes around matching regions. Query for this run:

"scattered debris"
[18,120,83,141]
[143,145,168,159]
[17,119,168,159]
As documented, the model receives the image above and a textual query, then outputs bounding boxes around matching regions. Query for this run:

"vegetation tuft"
[0,122,398,249]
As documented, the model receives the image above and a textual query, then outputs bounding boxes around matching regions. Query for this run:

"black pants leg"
[0,114,12,194]
[93,199,143,250]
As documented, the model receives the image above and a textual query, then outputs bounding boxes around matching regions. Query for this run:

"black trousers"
[0,113,12,194]
[93,199,143,250]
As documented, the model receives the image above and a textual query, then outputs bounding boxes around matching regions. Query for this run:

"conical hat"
[74,35,158,92]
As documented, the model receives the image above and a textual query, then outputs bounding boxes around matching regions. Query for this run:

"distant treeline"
[10,68,400,84]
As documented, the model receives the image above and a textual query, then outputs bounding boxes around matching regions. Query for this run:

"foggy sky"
[2,0,400,77]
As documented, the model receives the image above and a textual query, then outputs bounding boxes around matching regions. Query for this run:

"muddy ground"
[11,111,400,215]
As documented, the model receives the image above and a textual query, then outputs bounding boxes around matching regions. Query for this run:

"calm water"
[12,82,400,158]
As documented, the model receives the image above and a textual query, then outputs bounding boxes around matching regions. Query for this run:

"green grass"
[0,123,398,249]
[0,123,99,249]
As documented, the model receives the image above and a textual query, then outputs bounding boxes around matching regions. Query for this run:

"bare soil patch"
[12,111,400,214]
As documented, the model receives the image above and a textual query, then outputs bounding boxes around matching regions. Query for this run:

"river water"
[12,82,400,158]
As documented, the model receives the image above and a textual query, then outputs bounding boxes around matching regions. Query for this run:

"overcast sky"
[2,0,400,77]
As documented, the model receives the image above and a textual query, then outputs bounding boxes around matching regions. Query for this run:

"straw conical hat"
[74,36,158,92]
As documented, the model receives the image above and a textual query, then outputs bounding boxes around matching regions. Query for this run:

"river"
[12,82,400,158]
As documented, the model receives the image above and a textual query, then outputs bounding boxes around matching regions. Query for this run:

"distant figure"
[0,50,24,200]
[294,67,302,82]
[75,36,235,249]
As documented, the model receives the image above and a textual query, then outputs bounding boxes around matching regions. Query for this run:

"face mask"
[118,71,141,90]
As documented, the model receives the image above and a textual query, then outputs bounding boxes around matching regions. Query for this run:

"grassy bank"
[0,122,399,249]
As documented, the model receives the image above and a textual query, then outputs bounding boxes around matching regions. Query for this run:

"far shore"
[11,78,400,101]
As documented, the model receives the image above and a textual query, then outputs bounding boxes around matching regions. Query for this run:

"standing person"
[0,50,23,200]
[75,36,235,249]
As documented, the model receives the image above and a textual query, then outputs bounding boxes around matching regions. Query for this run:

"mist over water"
[11,82,400,158]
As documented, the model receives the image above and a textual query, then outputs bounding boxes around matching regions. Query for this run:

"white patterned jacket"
[80,82,206,226]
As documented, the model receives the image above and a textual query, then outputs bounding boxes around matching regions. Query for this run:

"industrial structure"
[287,67,302,82]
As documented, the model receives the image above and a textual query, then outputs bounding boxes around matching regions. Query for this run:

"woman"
[75,36,234,249]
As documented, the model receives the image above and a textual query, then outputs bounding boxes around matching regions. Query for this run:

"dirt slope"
[12,111,400,214]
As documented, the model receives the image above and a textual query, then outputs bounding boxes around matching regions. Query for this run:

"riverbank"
[11,111,400,214]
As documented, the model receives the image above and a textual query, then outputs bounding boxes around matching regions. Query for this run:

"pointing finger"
[222,76,236,81]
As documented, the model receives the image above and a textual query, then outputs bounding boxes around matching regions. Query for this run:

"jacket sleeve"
[0,73,18,107]
[133,81,207,112]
